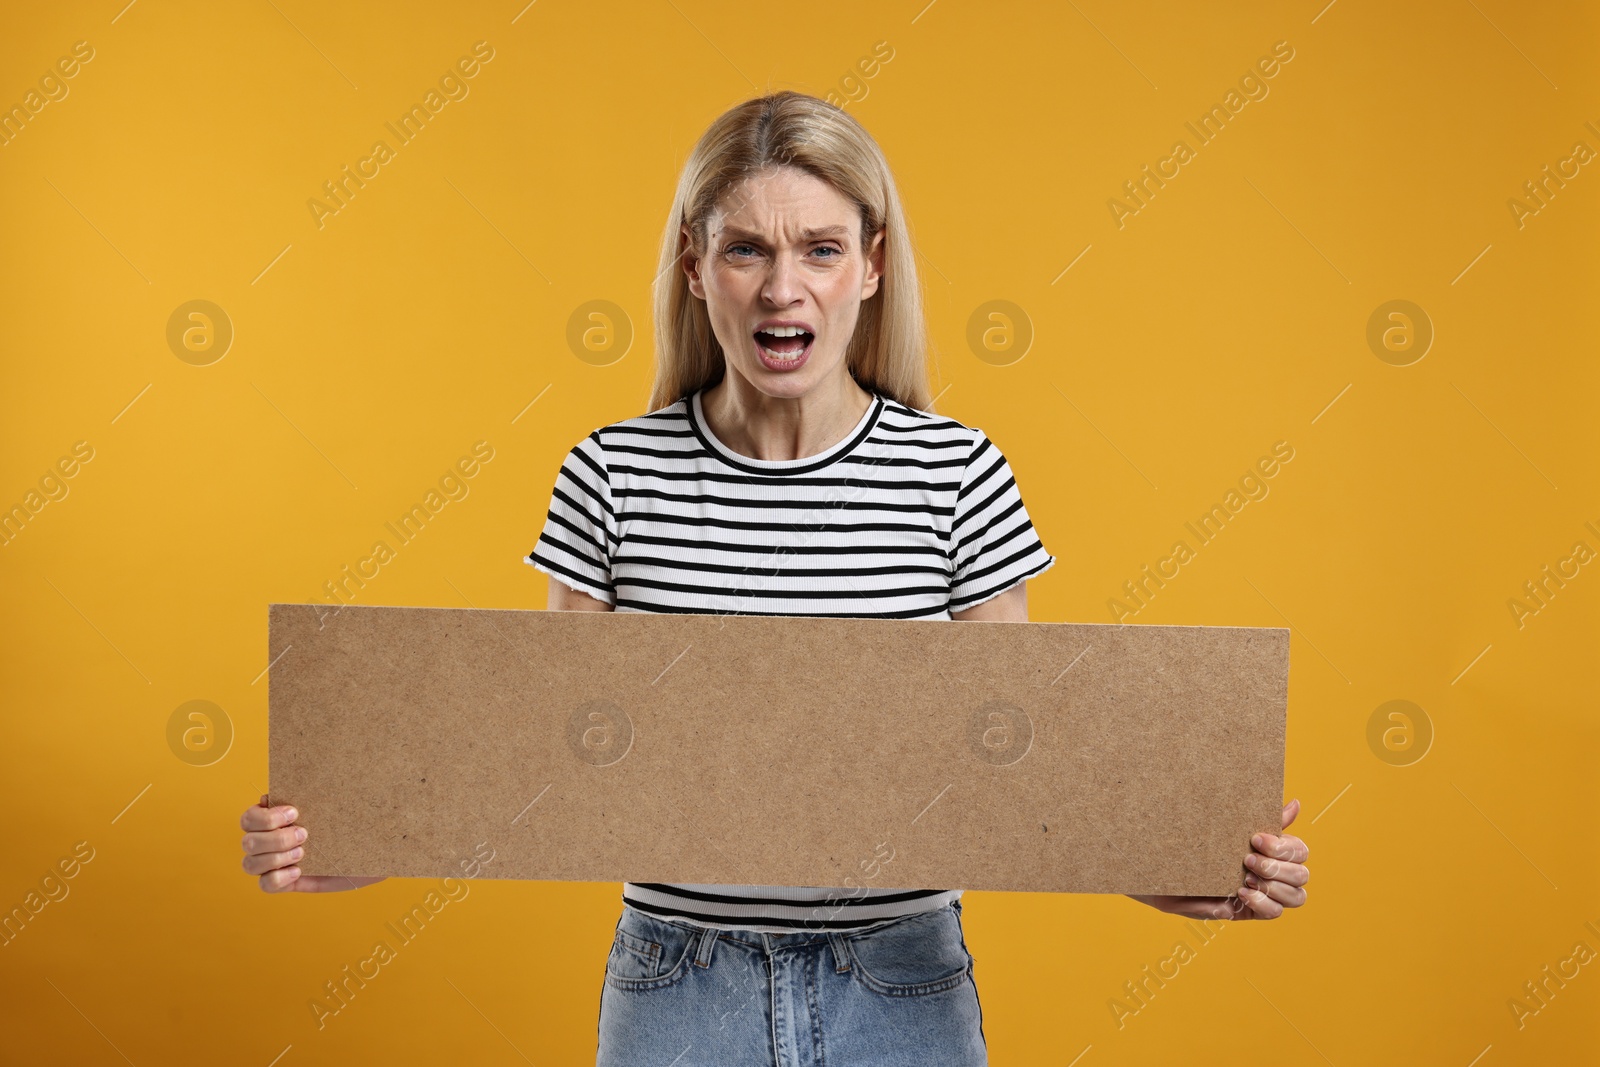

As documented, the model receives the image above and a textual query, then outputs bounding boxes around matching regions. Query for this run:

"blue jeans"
[596,899,988,1066]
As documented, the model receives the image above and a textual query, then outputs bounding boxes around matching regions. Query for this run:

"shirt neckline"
[687,386,885,475]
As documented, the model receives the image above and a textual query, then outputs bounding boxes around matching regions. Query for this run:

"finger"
[1222,894,1258,921]
[242,845,305,877]
[242,825,307,856]
[1251,832,1309,865]
[1239,884,1284,919]
[1178,895,1255,922]
[1281,798,1300,829]
[1180,897,1240,921]
[293,874,385,893]
[258,866,303,893]
[1244,851,1309,886]
[1243,872,1306,908]
[1140,895,1222,920]
[241,803,299,832]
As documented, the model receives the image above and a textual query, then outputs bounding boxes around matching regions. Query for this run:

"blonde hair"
[648,90,935,414]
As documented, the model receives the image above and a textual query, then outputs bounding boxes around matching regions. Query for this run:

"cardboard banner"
[267,603,1288,897]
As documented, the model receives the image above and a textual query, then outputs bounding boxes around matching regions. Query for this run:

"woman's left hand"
[1129,799,1310,921]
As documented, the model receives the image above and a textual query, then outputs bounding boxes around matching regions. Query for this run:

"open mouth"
[753,326,814,366]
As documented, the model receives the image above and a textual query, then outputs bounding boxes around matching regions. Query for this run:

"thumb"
[1281,798,1300,829]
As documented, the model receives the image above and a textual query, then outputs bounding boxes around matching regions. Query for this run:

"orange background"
[1,1,1596,1064]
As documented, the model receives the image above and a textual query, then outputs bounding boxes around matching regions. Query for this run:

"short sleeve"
[523,431,617,605]
[948,429,1056,611]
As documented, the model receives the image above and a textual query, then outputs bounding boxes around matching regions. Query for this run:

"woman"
[240,90,1310,1064]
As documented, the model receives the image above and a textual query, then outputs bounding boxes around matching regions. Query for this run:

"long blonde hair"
[648,91,935,414]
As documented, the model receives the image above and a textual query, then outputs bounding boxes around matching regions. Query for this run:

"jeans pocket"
[604,907,699,992]
[844,905,972,997]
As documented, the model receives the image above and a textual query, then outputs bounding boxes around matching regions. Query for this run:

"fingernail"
[296,827,307,843]
[286,808,299,822]
[1251,834,1265,848]
[1244,873,1259,888]
[290,847,303,860]
[1245,854,1258,868]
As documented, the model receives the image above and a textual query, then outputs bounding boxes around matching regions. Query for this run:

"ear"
[681,223,705,300]
[860,226,886,301]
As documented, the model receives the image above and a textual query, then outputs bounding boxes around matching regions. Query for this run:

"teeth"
[757,325,811,337]
[759,345,803,360]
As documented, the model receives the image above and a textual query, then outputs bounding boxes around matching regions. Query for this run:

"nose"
[761,250,804,307]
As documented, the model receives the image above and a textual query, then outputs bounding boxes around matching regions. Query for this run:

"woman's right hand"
[240,794,386,893]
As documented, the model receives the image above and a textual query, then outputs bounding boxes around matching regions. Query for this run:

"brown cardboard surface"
[267,603,1288,897]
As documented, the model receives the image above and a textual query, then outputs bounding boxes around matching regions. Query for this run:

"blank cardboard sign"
[267,603,1288,897]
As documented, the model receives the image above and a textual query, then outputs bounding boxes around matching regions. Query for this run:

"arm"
[949,581,1028,622]
[548,577,616,612]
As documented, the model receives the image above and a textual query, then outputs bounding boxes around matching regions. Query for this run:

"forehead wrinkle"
[717,222,852,244]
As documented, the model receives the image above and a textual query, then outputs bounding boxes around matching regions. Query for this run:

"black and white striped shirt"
[524,385,1055,931]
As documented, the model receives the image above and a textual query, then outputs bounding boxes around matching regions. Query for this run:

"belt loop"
[827,932,851,974]
[693,925,718,968]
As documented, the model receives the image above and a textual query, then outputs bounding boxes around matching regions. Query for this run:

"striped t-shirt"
[524,384,1056,932]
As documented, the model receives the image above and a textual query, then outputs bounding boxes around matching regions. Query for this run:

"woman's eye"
[724,243,841,260]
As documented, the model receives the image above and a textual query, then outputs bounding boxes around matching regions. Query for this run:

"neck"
[700,370,873,462]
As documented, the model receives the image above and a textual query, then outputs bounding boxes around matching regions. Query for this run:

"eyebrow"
[717,225,852,243]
